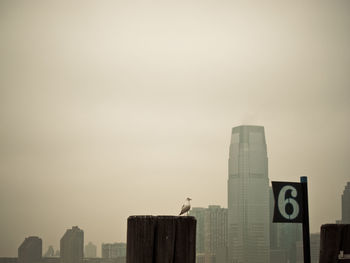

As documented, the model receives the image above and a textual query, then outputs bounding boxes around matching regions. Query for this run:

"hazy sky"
[1,0,349,257]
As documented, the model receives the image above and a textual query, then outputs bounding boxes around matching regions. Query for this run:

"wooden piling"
[126,216,196,263]
[319,224,350,263]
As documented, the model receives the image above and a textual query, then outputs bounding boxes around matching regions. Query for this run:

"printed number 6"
[278,185,299,220]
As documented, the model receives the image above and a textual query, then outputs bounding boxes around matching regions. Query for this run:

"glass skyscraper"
[228,125,270,263]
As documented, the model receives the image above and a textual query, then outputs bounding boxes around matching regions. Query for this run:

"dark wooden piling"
[126,216,196,263]
[319,224,350,263]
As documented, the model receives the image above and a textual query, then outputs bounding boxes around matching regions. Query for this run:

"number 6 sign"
[272,181,303,223]
[272,178,311,263]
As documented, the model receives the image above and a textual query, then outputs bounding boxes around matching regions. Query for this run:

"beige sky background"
[1,0,349,257]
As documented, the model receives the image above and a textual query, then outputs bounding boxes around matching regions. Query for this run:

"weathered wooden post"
[319,224,350,263]
[127,216,196,263]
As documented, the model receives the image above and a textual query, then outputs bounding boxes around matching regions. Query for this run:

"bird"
[179,197,192,216]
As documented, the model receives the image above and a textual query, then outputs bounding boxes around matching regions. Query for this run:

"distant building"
[44,246,55,257]
[84,242,97,258]
[83,258,125,263]
[189,205,227,263]
[0,258,18,263]
[310,233,320,263]
[60,226,84,263]
[204,205,228,257]
[41,258,60,263]
[18,236,42,263]
[342,182,350,224]
[189,207,206,254]
[101,243,126,258]
[215,247,229,263]
[278,223,302,263]
[296,233,320,263]
[269,187,279,249]
[228,125,270,263]
[270,249,287,263]
[195,254,205,263]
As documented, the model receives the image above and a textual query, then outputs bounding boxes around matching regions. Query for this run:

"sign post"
[300,176,311,263]
[272,177,311,263]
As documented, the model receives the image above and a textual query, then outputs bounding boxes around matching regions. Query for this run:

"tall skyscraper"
[228,125,270,263]
[60,226,84,263]
[342,182,350,224]
[18,236,42,263]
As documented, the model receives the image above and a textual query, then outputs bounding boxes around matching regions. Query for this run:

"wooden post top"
[127,215,196,263]
[128,215,196,220]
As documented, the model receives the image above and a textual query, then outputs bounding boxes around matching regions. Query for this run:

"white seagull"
[179,197,192,216]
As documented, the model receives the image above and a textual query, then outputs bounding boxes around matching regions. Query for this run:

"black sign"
[272,181,303,223]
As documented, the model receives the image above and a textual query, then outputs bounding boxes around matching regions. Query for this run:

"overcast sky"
[1,0,349,257]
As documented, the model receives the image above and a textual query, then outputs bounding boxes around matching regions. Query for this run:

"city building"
[270,249,287,263]
[60,226,84,263]
[215,247,229,263]
[269,187,279,249]
[18,236,42,263]
[310,233,320,263]
[44,246,55,257]
[41,258,60,263]
[83,258,125,263]
[0,258,18,263]
[189,207,206,254]
[277,223,302,263]
[195,254,205,263]
[204,205,228,257]
[190,205,228,263]
[296,233,320,263]
[101,243,126,259]
[342,182,350,224]
[84,242,97,258]
[228,125,270,263]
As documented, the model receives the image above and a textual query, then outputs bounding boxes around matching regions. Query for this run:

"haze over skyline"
[1,0,349,257]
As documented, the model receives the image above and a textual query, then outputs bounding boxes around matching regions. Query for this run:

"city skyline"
[1,0,350,257]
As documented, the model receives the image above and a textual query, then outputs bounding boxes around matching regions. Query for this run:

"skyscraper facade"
[228,125,270,263]
[60,226,84,263]
[342,182,350,224]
